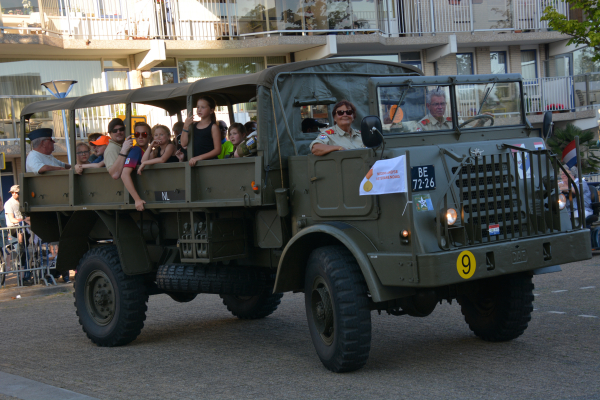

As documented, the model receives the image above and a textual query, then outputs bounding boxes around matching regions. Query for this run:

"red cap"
[91,136,109,146]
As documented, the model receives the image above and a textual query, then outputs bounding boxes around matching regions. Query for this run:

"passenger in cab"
[104,118,134,179]
[76,142,91,165]
[244,121,257,135]
[74,136,108,174]
[181,96,221,166]
[302,118,327,134]
[87,133,103,162]
[26,128,71,174]
[137,124,178,174]
[172,121,184,142]
[310,100,364,156]
[218,120,234,159]
[120,123,153,211]
[224,123,246,158]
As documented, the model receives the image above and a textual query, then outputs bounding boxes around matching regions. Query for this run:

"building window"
[491,51,507,74]
[400,52,422,71]
[520,50,537,80]
[177,57,266,82]
[456,53,474,75]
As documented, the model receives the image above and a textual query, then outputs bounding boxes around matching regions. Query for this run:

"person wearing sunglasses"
[120,122,153,211]
[104,118,134,180]
[26,128,71,174]
[310,100,364,156]
[76,142,92,165]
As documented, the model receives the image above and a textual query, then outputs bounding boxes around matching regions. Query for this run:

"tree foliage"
[541,0,600,63]
[547,123,600,174]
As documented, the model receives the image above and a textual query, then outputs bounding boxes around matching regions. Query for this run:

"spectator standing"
[26,128,72,174]
[4,185,31,284]
[180,96,222,166]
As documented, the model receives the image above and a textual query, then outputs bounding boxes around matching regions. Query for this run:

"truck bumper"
[368,230,591,288]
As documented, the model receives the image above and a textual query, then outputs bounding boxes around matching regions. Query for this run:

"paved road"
[0,257,598,400]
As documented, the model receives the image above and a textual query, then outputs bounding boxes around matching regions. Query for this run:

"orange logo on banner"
[389,106,404,123]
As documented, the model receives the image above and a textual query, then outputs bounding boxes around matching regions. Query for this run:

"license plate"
[411,165,436,192]
[512,249,527,264]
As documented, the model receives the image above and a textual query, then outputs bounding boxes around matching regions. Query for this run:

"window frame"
[490,51,508,74]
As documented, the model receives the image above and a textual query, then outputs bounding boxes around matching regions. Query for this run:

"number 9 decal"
[456,251,476,279]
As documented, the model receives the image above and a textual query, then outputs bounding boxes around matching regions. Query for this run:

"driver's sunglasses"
[335,109,354,116]
[134,131,148,138]
[112,127,125,133]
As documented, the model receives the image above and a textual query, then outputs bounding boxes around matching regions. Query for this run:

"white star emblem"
[419,198,428,208]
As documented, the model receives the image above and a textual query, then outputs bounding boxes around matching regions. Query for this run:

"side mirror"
[542,111,553,139]
[361,116,383,148]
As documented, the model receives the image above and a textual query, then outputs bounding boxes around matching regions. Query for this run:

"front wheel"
[305,245,371,373]
[457,273,534,342]
[74,246,148,347]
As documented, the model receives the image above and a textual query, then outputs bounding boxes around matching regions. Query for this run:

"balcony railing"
[523,72,600,114]
[0,0,570,40]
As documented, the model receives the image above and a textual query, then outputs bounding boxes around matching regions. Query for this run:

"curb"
[0,283,74,302]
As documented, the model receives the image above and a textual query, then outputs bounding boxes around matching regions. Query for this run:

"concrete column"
[508,45,521,74]
[475,47,491,75]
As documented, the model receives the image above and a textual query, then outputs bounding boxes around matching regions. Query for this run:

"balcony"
[523,73,600,121]
[0,0,570,40]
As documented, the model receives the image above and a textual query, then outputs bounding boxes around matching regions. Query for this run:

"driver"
[417,89,452,131]
[417,89,491,131]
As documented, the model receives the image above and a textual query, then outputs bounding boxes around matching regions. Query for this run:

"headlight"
[558,194,567,210]
[446,208,458,225]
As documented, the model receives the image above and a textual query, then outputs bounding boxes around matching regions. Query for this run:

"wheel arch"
[274,223,403,303]
[55,210,153,276]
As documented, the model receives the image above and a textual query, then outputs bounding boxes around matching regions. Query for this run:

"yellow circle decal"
[456,251,476,279]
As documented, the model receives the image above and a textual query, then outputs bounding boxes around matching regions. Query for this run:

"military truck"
[19,60,590,372]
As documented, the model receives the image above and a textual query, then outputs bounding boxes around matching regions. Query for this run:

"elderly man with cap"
[302,118,328,134]
[103,117,134,180]
[25,128,71,174]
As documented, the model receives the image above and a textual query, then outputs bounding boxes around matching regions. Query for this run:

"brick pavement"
[0,258,598,400]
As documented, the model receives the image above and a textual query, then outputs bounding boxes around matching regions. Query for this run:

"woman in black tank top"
[180,96,222,166]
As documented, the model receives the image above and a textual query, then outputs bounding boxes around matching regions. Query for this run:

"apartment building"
[0,0,598,195]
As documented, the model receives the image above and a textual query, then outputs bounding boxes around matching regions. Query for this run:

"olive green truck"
[20,60,590,372]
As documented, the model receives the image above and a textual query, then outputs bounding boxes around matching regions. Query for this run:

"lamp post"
[41,80,77,164]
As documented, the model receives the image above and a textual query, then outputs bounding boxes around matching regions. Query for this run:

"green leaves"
[541,1,600,64]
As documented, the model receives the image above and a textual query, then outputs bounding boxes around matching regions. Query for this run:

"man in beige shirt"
[104,118,134,180]
[416,89,453,132]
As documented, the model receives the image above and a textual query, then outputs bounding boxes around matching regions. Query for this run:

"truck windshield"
[377,81,524,134]
[456,82,524,129]
[377,85,453,134]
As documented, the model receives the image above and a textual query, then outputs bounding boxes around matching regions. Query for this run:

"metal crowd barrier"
[0,225,58,288]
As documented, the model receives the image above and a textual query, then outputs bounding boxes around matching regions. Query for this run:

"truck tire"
[220,292,283,319]
[304,245,371,373]
[156,264,271,296]
[74,246,148,347]
[457,273,534,342]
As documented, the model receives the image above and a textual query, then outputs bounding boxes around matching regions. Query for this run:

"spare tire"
[156,264,275,296]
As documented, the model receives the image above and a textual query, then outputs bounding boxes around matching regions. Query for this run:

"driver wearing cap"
[26,128,71,174]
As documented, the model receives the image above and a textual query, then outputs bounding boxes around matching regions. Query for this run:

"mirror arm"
[372,127,385,160]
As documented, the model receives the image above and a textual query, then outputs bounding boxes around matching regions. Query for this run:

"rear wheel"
[220,292,283,319]
[457,273,534,342]
[304,245,371,373]
[74,246,148,347]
